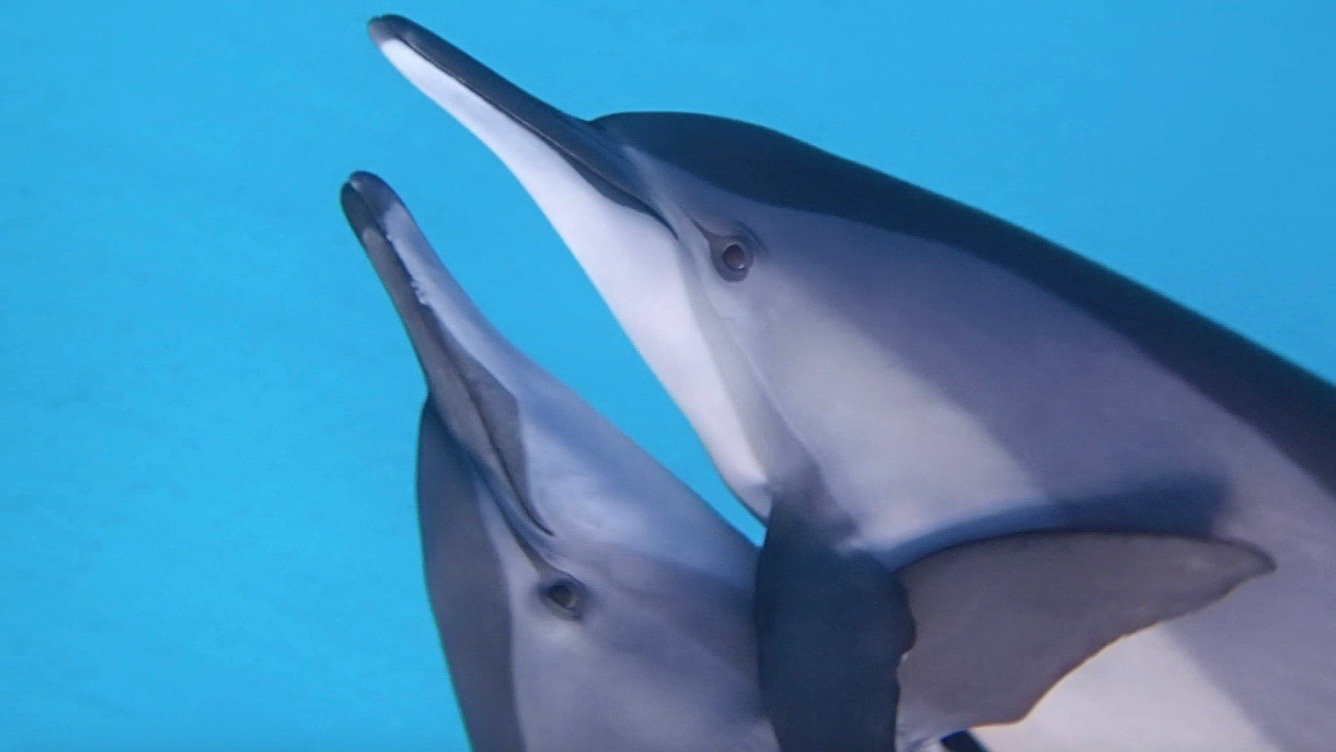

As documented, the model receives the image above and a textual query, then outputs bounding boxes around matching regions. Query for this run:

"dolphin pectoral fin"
[892,531,1274,749]
[754,504,915,752]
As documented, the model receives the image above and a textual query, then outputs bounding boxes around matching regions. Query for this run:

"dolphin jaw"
[342,173,563,554]
[372,21,773,519]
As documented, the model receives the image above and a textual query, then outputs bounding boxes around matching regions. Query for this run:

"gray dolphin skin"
[366,14,1335,752]
[339,171,1276,752]
[339,171,777,752]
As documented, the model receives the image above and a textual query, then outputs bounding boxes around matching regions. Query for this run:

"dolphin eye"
[711,237,753,281]
[721,243,749,271]
[540,578,586,618]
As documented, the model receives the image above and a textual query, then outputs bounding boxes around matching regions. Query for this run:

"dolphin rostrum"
[341,170,776,752]
[339,170,1275,752]
[365,15,1334,751]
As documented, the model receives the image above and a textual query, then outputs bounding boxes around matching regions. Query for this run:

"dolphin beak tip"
[339,171,392,238]
[342,169,383,197]
[367,15,407,47]
[361,14,660,242]
[368,15,441,56]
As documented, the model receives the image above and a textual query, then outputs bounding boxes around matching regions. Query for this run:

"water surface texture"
[3,1,1332,749]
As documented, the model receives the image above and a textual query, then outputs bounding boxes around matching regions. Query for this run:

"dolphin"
[364,15,1335,751]
[338,170,1274,752]
[340,171,776,752]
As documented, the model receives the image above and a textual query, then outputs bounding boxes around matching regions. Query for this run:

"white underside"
[976,626,1276,752]
[378,39,769,504]
[379,39,1333,752]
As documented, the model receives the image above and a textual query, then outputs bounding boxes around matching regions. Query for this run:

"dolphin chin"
[340,171,1280,752]
[341,171,781,752]
[367,17,776,513]
[340,171,555,544]
[367,15,654,216]
[364,15,1336,752]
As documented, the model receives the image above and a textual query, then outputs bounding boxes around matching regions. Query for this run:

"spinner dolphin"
[339,171,1274,752]
[365,15,1335,751]
[341,171,774,752]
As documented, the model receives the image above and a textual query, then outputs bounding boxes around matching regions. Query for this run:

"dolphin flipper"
[754,504,914,752]
[755,522,1273,752]
[895,531,1274,750]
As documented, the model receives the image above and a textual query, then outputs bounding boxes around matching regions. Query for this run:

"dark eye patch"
[541,578,587,618]
[720,242,750,272]
[709,235,754,281]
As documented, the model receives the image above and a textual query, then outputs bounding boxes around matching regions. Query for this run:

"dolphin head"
[340,172,772,752]
[366,16,845,517]
[369,16,1241,536]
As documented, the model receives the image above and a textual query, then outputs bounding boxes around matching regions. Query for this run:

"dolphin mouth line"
[368,14,662,220]
[340,173,554,543]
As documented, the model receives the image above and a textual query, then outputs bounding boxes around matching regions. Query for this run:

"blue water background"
[3,1,1333,749]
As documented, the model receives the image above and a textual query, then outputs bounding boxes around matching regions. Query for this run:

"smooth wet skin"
[366,15,1336,751]
[341,172,776,752]
[340,171,1275,752]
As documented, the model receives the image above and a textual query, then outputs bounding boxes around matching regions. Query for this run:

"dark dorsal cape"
[595,112,1336,493]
